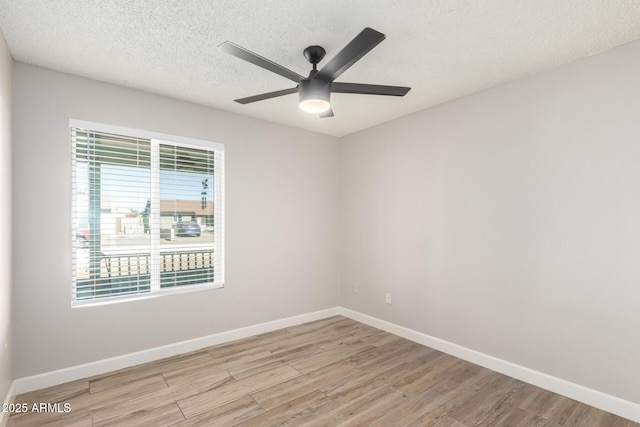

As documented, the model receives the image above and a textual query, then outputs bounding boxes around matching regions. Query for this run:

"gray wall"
[340,39,640,404]
[0,30,13,403]
[10,35,640,408]
[12,64,341,378]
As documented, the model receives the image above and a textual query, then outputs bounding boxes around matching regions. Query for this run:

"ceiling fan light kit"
[220,27,411,118]
[298,79,331,113]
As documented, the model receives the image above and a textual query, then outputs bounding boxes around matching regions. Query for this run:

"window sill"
[71,282,224,308]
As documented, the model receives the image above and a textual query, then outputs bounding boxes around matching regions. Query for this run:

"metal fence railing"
[76,249,215,299]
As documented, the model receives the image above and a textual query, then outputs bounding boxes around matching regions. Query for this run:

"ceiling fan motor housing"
[298,78,331,113]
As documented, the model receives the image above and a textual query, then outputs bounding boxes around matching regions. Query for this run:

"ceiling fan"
[219,27,411,118]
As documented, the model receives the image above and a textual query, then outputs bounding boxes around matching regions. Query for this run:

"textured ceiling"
[1,1,640,137]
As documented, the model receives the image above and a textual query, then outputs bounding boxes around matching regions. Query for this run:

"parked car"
[175,221,201,237]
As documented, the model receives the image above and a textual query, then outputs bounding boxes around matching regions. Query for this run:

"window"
[71,121,224,305]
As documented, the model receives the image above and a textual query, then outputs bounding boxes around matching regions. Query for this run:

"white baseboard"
[11,306,640,424]
[13,307,340,395]
[0,381,16,427]
[335,307,640,424]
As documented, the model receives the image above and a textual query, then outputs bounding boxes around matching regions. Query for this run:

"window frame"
[70,119,225,306]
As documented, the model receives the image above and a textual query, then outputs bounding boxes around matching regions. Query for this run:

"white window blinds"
[71,123,224,305]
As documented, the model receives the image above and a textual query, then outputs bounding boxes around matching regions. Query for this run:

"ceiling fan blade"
[220,41,305,83]
[316,28,386,83]
[234,87,299,104]
[319,108,334,118]
[331,82,411,96]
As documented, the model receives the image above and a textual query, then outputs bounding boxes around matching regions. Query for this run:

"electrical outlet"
[385,292,392,304]
[353,283,359,294]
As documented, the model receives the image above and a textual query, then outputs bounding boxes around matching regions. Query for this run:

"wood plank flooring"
[7,316,638,426]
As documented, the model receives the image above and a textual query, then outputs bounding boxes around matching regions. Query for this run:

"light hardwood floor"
[7,316,638,426]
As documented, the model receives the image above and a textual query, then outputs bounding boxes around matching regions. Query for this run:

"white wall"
[0,29,13,405]
[12,64,341,378]
[341,39,640,405]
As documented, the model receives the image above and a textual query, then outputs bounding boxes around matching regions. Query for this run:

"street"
[85,232,214,255]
